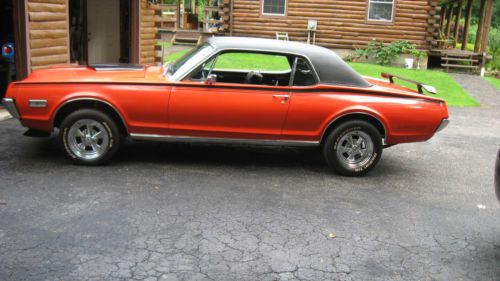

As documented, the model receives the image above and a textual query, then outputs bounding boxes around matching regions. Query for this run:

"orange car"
[2,37,449,176]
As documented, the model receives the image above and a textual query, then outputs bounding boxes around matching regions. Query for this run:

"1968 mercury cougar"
[2,37,449,176]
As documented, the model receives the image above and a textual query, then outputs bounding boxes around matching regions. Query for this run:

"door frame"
[78,0,139,65]
[12,0,30,79]
[130,0,140,64]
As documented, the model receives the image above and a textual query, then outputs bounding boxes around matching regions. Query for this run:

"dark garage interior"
[0,0,16,99]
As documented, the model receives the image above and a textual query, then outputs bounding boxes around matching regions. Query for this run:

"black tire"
[59,109,120,166]
[323,120,382,176]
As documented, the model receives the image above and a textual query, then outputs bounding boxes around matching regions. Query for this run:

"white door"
[87,0,120,64]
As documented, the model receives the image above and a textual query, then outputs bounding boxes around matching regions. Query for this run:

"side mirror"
[205,74,217,85]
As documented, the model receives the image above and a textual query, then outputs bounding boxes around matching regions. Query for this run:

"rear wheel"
[59,109,120,165]
[323,120,382,176]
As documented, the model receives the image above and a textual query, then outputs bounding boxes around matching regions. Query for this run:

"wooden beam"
[479,0,494,53]
[445,4,453,37]
[130,0,140,64]
[461,0,473,50]
[439,5,447,32]
[474,0,486,52]
[453,0,463,47]
[13,0,30,79]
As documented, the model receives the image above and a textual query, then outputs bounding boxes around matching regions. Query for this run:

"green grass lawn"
[163,48,479,107]
[165,49,189,62]
[485,77,500,90]
[214,53,291,71]
[456,43,475,52]
[349,63,479,107]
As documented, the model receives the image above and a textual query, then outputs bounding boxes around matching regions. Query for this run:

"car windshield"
[167,43,215,80]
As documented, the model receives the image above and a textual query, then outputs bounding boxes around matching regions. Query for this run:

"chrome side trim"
[130,133,320,147]
[1,98,20,119]
[52,98,129,134]
[435,118,449,133]
[29,99,48,108]
[320,112,387,142]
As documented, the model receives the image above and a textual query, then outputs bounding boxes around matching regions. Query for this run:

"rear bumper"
[436,118,449,133]
[495,150,500,202]
[1,98,20,119]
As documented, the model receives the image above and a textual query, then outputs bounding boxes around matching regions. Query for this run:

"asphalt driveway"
[0,75,499,281]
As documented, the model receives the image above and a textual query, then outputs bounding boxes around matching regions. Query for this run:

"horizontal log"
[141,33,156,40]
[232,23,428,36]
[30,38,67,49]
[30,20,67,30]
[31,54,69,67]
[28,2,66,13]
[30,29,67,39]
[141,51,156,57]
[28,0,66,4]
[31,46,68,57]
[140,58,155,64]
[141,39,158,46]
[29,11,66,21]
[141,27,157,34]
[232,29,427,48]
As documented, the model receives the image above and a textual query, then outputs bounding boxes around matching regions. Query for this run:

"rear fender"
[320,106,390,142]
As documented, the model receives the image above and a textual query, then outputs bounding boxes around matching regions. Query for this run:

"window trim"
[261,0,287,17]
[366,0,396,25]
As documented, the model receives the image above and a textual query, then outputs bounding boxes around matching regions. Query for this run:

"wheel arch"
[52,98,129,136]
[320,112,387,145]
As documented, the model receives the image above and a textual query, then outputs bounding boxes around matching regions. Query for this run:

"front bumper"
[436,118,449,132]
[1,98,20,119]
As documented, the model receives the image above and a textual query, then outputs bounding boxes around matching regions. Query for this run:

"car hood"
[21,65,165,83]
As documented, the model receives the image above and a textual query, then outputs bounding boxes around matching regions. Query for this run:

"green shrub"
[487,28,500,70]
[467,24,478,44]
[346,40,425,65]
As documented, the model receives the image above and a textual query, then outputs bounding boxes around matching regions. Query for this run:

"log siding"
[140,0,159,65]
[27,0,70,70]
[231,0,439,50]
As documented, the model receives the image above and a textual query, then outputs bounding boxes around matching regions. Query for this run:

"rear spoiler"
[381,73,437,95]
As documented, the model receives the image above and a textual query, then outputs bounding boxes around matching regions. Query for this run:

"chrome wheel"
[67,119,109,160]
[336,130,374,170]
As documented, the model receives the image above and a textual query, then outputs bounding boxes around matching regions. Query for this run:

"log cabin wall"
[231,0,439,51]
[27,0,70,70]
[139,0,159,65]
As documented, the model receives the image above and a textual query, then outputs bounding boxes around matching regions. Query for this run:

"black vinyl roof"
[207,37,371,88]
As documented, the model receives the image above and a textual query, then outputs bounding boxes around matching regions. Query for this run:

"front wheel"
[323,120,382,176]
[59,109,120,166]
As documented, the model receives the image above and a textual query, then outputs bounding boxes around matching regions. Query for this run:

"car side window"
[190,52,293,86]
[292,58,316,87]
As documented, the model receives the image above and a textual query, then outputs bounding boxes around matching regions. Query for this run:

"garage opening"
[69,0,134,65]
[0,0,16,98]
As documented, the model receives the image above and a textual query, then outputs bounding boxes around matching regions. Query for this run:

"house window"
[262,0,287,16]
[367,0,395,22]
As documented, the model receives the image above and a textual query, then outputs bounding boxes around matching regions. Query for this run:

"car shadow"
[114,139,329,172]
[23,135,414,177]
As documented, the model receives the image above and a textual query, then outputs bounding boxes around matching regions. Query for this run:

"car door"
[168,52,293,140]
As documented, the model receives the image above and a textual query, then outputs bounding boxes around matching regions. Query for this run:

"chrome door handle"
[273,94,289,101]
